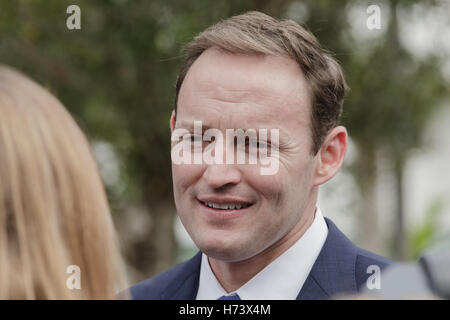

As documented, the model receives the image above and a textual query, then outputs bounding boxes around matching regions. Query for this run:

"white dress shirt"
[195,206,328,300]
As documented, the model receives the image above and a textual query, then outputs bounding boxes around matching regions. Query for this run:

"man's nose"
[202,163,241,189]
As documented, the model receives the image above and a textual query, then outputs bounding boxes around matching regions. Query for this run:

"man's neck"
[208,202,317,293]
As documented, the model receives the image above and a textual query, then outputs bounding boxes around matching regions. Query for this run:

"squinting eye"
[249,140,268,149]
[185,134,202,142]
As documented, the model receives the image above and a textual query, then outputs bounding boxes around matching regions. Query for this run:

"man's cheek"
[248,172,283,198]
[173,165,198,191]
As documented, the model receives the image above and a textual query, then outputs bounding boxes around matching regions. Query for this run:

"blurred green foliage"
[408,197,445,260]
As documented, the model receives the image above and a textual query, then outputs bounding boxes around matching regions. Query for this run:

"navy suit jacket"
[130,218,392,300]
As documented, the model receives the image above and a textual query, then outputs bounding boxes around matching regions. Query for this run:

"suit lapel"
[161,251,202,299]
[297,275,330,299]
[297,218,358,300]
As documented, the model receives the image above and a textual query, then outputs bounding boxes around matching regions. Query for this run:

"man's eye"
[248,140,269,149]
[185,134,202,142]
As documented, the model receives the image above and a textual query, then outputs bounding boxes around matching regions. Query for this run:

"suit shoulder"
[129,265,179,300]
[129,252,202,300]
[356,248,392,268]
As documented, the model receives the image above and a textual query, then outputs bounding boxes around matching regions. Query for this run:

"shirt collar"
[196,206,328,300]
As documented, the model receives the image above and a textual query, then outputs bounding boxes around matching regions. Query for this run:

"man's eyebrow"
[175,120,289,137]
[175,120,212,131]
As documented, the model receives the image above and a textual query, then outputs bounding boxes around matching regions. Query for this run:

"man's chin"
[200,243,257,263]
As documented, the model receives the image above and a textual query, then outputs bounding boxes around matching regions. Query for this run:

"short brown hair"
[174,11,348,155]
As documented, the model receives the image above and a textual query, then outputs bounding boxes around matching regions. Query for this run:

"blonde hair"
[175,11,348,154]
[0,65,128,299]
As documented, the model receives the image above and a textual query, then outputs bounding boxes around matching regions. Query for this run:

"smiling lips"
[197,196,254,211]
[201,201,251,210]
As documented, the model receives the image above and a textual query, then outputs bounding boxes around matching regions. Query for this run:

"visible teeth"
[203,202,250,210]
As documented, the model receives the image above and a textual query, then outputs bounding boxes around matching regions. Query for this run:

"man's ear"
[313,126,347,186]
[170,110,176,133]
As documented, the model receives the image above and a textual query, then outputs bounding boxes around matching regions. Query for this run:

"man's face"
[172,48,320,262]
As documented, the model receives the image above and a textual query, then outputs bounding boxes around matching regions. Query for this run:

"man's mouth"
[200,201,252,210]
[196,195,254,212]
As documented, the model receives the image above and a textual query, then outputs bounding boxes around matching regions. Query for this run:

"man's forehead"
[177,90,310,131]
[183,47,311,103]
[182,68,285,112]
[177,48,312,133]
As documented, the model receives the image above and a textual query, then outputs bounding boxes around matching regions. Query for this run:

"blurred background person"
[0,65,128,299]
[364,243,450,299]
